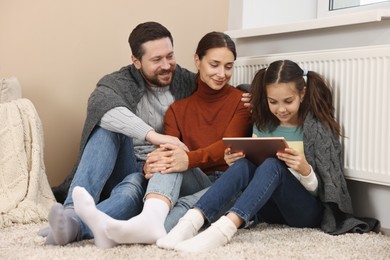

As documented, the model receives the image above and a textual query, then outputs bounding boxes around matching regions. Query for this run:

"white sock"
[174,216,237,253]
[72,186,118,248]
[156,208,204,250]
[104,198,169,244]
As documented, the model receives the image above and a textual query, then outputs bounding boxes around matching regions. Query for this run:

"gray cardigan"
[52,64,196,202]
[303,113,378,234]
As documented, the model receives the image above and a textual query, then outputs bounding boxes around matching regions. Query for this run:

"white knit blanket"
[0,98,55,228]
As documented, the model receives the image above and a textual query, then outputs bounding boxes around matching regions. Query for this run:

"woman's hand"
[276,148,311,176]
[144,143,189,176]
[143,146,174,179]
[158,143,189,173]
[224,147,245,166]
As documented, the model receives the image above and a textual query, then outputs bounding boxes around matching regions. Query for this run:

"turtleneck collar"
[194,77,230,102]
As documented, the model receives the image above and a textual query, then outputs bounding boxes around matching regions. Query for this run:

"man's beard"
[141,67,176,87]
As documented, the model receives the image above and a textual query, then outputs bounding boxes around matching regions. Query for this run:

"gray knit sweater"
[52,64,196,202]
[303,113,378,234]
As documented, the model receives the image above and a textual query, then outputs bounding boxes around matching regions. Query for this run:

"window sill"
[226,9,390,39]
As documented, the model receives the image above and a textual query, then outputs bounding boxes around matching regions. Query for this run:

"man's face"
[133,37,176,87]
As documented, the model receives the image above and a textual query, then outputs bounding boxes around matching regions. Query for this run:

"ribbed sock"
[104,198,169,244]
[40,206,76,237]
[174,216,237,252]
[38,225,51,237]
[156,208,204,250]
[45,203,79,245]
[72,186,118,248]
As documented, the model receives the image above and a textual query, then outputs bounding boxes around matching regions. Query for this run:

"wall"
[227,0,390,231]
[0,0,229,186]
[242,0,317,28]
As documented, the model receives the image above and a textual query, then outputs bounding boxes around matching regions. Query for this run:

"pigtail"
[305,71,341,136]
[250,68,279,132]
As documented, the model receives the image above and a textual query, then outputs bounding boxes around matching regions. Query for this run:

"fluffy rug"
[1,222,389,259]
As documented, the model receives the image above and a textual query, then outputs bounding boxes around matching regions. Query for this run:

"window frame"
[317,0,390,17]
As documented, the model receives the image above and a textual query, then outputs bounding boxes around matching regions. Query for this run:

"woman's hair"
[195,32,236,60]
[251,59,341,136]
[128,21,173,60]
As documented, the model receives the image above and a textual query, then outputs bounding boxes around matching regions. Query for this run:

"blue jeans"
[196,158,323,228]
[63,126,147,239]
[146,168,214,231]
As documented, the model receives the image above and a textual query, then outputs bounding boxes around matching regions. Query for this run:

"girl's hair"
[195,31,237,60]
[251,59,341,136]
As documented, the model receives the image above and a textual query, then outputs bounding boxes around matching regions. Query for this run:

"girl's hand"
[224,147,245,166]
[276,148,311,176]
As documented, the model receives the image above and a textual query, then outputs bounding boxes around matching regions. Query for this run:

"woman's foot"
[156,208,204,249]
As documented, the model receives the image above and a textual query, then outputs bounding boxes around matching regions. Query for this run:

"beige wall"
[0,0,229,186]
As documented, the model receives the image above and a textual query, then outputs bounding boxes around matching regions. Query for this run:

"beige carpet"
[1,221,389,259]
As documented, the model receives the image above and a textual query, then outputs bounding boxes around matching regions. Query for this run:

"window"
[318,0,390,17]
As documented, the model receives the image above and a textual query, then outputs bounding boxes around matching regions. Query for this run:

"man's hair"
[128,21,174,60]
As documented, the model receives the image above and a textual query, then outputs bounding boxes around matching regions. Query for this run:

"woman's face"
[195,47,234,90]
[266,82,305,127]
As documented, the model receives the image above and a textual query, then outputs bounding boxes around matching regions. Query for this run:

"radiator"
[230,45,390,186]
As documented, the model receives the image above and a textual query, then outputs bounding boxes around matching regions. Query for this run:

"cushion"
[0,77,22,103]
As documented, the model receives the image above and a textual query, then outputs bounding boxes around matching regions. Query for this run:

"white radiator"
[230,45,390,186]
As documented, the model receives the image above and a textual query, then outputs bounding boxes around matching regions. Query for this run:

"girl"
[70,32,252,247]
[157,59,376,252]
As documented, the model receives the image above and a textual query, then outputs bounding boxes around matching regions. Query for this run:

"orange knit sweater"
[164,79,252,174]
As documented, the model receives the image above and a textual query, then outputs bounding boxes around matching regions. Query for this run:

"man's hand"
[145,130,189,152]
[143,147,174,179]
[157,143,189,174]
[241,92,252,109]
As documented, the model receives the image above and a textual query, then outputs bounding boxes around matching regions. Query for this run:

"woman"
[71,31,252,247]
[157,59,377,252]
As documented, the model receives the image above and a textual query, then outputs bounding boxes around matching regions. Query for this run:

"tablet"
[223,137,288,165]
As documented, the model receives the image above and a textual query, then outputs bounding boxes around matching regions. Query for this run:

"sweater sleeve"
[187,96,252,171]
[164,106,181,138]
[289,166,319,195]
[99,107,153,140]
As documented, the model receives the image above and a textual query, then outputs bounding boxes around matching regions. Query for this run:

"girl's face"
[195,47,234,90]
[266,82,305,127]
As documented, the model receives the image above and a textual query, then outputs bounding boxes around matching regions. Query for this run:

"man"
[42,21,250,247]
[41,21,196,246]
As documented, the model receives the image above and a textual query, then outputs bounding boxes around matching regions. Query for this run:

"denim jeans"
[63,126,147,239]
[146,168,214,231]
[196,158,323,228]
